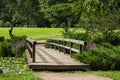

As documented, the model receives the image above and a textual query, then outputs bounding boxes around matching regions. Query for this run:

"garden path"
[35,72,112,80]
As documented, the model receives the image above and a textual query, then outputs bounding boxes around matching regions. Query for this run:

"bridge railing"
[26,38,37,62]
[48,38,87,56]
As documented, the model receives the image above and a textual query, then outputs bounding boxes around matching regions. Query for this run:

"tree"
[71,0,120,40]
[45,3,72,32]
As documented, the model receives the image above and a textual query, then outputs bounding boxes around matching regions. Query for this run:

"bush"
[73,43,120,70]
[0,36,27,57]
[0,36,4,42]
[44,41,51,48]
[0,20,4,27]
[12,35,27,43]
[63,30,85,40]
[90,31,120,45]
[11,40,26,57]
[11,35,27,57]
[4,21,12,27]
[0,41,13,57]
[108,31,120,46]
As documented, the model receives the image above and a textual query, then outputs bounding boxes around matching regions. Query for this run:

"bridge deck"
[26,44,90,70]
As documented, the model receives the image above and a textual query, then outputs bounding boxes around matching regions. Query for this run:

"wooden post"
[32,41,36,62]
[52,39,54,49]
[63,41,66,54]
[54,40,57,50]
[79,44,82,53]
[58,40,61,52]
[70,42,73,56]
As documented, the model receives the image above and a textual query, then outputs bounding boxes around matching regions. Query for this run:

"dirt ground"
[35,72,112,80]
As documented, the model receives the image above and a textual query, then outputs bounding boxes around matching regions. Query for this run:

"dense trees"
[0,0,119,38]
[0,0,120,29]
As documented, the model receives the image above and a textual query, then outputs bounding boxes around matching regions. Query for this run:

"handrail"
[26,38,37,62]
[48,38,87,56]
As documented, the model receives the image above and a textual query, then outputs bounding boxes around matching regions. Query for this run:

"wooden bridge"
[25,38,90,70]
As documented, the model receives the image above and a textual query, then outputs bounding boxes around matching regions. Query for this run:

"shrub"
[73,43,120,70]
[11,40,26,57]
[4,21,12,27]
[0,20,4,27]
[12,35,27,43]
[63,30,85,40]
[0,36,4,42]
[108,31,120,46]
[11,35,27,57]
[0,41,13,57]
[0,36,27,57]
[90,31,120,45]
[44,41,51,48]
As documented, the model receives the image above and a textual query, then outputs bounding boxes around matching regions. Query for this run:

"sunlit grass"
[74,71,120,80]
[0,28,63,40]
[87,71,120,80]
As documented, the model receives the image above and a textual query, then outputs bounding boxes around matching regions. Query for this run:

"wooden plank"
[26,43,32,58]
[49,38,87,55]
[71,48,79,53]
[26,38,37,63]
[50,38,86,45]
[29,63,90,70]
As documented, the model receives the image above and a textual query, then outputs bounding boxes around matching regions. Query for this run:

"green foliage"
[0,36,26,57]
[0,36,4,42]
[0,41,12,57]
[11,36,26,57]
[0,0,120,29]
[73,43,120,70]
[44,41,51,48]
[63,29,85,40]
[4,22,12,27]
[107,31,120,46]
[90,31,120,45]
[0,57,42,80]
[0,20,4,27]
[45,3,72,31]
[12,35,27,43]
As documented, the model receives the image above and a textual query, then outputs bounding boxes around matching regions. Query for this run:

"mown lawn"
[90,71,120,80]
[0,28,63,40]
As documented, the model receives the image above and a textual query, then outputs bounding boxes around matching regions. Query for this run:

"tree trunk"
[64,18,71,32]
[67,18,71,28]
[9,21,16,39]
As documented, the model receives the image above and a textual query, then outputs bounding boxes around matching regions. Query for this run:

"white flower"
[3,68,10,73]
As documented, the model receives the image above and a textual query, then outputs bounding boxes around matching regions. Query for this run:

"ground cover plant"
[0,57,42,80]
[0,34,42,80]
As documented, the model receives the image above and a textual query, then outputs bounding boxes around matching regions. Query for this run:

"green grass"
[87,71,120,80]
[0,71,42,80]
[73,71,120,80]
[0,28,63,40]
